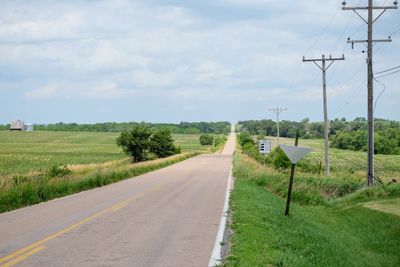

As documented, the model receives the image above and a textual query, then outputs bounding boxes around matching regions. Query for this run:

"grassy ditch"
[224,153,400,267]
[234,153,400,206]
[0,153,198,213]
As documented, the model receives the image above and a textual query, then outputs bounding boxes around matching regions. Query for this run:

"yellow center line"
[111,202,129,212]
[1,246,46,267]
[0,180,169,265]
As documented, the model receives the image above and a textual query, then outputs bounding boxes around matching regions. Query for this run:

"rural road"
[0,133,236,267]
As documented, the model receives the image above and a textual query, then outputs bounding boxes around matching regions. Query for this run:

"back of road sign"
[259,140,271,154]
[280,144,312,164]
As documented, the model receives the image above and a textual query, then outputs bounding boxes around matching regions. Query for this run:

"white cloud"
[1,0,399,122]
[196,60,233,82]
[24,81,137,100]
[24,83,59,99]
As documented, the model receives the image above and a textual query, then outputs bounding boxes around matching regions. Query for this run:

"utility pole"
[303,55,345,177]
[342,0,398,186]
[269,107,287,146]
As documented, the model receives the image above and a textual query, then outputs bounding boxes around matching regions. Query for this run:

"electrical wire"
[331,78,366,117]
[373,76,386,112]
[287,6,343,95]
[375,69,400,78]
[374,65,400,74]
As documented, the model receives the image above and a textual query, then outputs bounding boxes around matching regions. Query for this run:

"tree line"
[238,117,400,155]
[1,121,231,134]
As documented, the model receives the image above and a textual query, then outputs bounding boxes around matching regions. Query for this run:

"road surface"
[0,133,236,267]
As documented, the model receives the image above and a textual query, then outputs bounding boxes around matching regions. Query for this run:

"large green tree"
[116,125,152,162]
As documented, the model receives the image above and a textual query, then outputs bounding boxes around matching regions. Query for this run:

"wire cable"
[373,76,386,112]
[374,65,400,75]
[375,69,400,78]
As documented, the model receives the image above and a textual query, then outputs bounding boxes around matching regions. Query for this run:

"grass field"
[264,136,400,182]
[224,152,400,267]
[0,131,214,177]
[0,130,223,213]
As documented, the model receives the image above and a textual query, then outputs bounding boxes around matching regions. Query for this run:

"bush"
[268,147,291,171]
[47,165,72,178]
[238,132,254,146]
[214,136,227,147]
[242,142,263,162]
[149,129,180,158]
[199,134,214,145]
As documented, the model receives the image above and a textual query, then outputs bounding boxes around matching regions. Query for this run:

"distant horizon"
[2,116,398,126]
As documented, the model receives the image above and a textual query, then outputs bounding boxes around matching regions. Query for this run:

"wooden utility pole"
[269,107,287,146]
[342,0,398,186]
[303,54,345,177]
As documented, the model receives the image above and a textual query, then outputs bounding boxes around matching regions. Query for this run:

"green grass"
[0,131,214,176]
[363,198,400,216]
[264,136,400,182]
[224,152,400,267]
[0,130,225,213]
[0,153,198,213]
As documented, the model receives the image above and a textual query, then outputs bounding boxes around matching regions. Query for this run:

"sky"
[0,0,399,124]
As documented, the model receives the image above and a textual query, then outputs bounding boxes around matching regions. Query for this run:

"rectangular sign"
[259,140,271,154]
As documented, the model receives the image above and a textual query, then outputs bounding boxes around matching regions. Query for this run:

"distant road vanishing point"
[0,133,236,267]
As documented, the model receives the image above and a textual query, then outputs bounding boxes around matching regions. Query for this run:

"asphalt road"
[0,133,236,267]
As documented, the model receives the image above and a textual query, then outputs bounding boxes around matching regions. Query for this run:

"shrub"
[214,136,227,147]
[199,134,214,145]
[268,147,291,171]
[238,132,254,146]
[242,142,263,162]
[149,129,180,158]
[47,165,72,178]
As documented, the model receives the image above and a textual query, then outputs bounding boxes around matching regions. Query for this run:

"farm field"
[264,136,400,182]
[0,131,213,177]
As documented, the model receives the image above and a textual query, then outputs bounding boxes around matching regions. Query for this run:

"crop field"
[0,131,212,177]
[264,136,400,181]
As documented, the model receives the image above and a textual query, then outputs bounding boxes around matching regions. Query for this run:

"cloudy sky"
[0,0,399,124]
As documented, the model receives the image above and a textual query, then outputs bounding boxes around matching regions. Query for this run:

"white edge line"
[208,165,233,267]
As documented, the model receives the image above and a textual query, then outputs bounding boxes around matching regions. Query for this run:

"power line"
[329,58,366,116]
[287,7,343,92]
[331,78,366,117]
[373,76,386,111]
[375,68,400,78]
[374,65,400,74]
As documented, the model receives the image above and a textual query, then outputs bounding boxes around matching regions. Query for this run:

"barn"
[9,120,34,131]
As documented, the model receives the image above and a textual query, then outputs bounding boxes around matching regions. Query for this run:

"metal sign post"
[280,134,312,216]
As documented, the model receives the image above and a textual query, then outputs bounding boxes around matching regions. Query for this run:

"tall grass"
[0,153,198,213]
[233,152,400,206]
